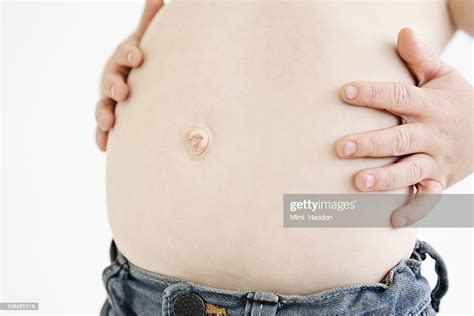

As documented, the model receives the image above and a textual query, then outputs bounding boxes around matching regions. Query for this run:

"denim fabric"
[101,240,447,316]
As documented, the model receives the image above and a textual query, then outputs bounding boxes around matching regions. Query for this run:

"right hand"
[95,34,144,151]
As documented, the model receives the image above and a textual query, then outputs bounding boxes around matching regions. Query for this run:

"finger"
[95,98,116,131]
[336,123,433,158]
[96,127,108,152]
[101,72,129,102]
[355,154,436,191]
[114,41,143,68]
[341,81,429,116]
[397,27,452,86]
[391,180,442,228]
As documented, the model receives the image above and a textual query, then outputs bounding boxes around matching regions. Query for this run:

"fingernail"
[344,85,358,100]
[127,51,133,65]
[365,174,375,189]
[110,85,116,98]
[398,216,408,228]
[343,140,357,156]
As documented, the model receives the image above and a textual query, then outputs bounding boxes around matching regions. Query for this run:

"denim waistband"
[102,239,448,316]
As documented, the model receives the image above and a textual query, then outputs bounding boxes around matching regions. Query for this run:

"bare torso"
[106,0,454,295]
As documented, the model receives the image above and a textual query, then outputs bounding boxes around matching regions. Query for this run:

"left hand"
[335,28,474,227]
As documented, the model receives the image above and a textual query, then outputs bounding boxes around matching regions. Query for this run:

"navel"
[186,127,210,157]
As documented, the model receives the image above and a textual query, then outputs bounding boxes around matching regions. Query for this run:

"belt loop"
[110,239,118,263]
[244,292,279,316]
[415,240,449,312]
[110,239,129,270]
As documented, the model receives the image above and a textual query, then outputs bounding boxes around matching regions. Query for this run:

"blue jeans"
[101,240,448,315]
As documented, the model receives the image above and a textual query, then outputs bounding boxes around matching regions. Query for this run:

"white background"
[1,1,473,315]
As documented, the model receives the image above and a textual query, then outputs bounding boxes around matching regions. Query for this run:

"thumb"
[397,27,451,86]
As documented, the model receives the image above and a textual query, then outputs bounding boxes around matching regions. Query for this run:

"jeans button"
[172,292,205,316]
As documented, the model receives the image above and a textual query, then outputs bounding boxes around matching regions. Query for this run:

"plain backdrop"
[1,1,473,314]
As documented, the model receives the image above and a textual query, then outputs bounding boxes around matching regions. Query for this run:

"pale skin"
[96,0,473,228]
[337,27,474,227]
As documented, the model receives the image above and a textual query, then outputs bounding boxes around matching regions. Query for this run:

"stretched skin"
[106,1,454,294]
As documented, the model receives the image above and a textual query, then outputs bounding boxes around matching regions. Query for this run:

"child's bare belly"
[106,1,453,294]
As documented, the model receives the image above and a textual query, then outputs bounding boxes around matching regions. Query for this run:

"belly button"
[186,127,210,157]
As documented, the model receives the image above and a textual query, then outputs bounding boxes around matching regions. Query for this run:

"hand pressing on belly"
[336,28,473,228]
[95,0,163,151]
[95,34,144,150]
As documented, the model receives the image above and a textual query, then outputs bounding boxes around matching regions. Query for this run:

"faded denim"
[101,240,448,315]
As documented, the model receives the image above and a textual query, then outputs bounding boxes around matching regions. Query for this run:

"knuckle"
[366,137,377,156]
[380,168,393,190]
[393,127,411,155]
[391,83,410,108]
[407,161,422,184]
[369,84,382,105]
